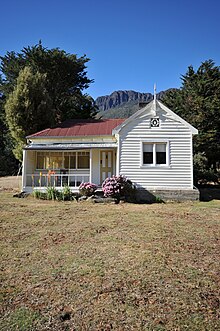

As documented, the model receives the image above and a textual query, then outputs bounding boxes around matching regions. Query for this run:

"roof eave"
[27,134,115,139]
[157,101,198,135]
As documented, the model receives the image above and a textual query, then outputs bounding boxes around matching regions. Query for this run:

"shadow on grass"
[198,185,220,202]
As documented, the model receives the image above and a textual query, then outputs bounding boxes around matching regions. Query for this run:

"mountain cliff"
[95,89,168,118]
[96,90,154,111]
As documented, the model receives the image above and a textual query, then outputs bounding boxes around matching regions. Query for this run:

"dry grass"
[0,192,220,330]
[0,176,22,192]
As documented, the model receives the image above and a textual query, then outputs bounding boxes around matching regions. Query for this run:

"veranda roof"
[24,143,118,150]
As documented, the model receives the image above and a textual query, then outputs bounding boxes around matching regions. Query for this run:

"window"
[36,152,49,169]
[78,151,90,169]
[64,152,76,169]
[142,142,168,166]
[36,152,45,169]
[36,151,90,170]
[49,152,63,169]
[64,151,89,169]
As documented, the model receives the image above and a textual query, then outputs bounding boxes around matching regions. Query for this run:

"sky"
[0,0,220,99]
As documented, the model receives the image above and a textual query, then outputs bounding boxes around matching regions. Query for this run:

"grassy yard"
[0,192,220,330]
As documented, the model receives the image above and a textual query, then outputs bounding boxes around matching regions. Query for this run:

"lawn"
[0,192,220,330]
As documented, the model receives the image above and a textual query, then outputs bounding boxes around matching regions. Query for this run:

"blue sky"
[1,0,220,99]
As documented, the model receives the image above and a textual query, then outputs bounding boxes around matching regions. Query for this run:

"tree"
[0,92,18,175]
[0,42,97,122]
[162,60,220,171]
[0,42,97,165]
[5,66,53,161]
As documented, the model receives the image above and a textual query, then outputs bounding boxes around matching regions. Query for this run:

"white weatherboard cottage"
[22,97,199,200]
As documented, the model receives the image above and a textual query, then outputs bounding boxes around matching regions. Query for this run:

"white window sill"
[140,164,171,169]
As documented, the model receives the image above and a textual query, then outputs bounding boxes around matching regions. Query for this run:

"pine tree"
[163,60,220,170]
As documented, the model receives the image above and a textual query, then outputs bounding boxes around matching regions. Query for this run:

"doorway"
[100,150,113,183]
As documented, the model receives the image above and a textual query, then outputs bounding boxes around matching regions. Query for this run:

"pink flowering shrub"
[79,182,98,196]
[102,175,135,199]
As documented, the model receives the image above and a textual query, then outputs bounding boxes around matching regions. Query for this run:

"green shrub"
[155,196,164,203]
[194,152,208,172]
[46,186,58,200]
[33,190,41,199]
[34,186,74,201]
[61,185,72,200]
[194,152,219,184]
[33,190,47,200]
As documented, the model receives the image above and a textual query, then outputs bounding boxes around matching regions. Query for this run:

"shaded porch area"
[22,147,117,192]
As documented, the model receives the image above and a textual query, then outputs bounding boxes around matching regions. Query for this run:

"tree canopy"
[0,42,97,122]
[162,60,220,171]
[0,42,97,164]
[0,90,18,175]
[5,66,54,160]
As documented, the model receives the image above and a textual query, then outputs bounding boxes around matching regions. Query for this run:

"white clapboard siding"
[119,111,194,189]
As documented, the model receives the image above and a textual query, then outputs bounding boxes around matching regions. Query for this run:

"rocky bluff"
[95,90,166,111]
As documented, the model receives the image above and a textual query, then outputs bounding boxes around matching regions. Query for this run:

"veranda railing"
[26,173,90,188]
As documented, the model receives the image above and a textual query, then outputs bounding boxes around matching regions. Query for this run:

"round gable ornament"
[150,117,160,127]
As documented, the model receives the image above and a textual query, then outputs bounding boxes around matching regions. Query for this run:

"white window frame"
[140,140,170,167]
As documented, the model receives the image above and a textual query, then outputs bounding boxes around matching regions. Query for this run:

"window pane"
[78,154,89,168]
[156,144,166,164]
[156,152,166,164]
[143,144,153,152]
[70,155,76,168]
[143,152,153,164]
[37,155,44,169]
[143,144,153,164]
[64,155,69,169]
[156,144,166,152]
[45,156,50,169]
[50,153,63,169]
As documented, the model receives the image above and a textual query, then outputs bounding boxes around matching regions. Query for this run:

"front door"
[100,150,113,183]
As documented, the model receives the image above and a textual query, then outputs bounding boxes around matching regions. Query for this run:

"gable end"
[113,100,198,135]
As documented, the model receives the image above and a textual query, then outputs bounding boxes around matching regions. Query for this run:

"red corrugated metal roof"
[27,119,126,138]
